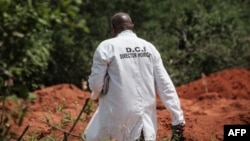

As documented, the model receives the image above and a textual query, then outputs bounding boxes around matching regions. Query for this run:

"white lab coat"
[84,30,185,141]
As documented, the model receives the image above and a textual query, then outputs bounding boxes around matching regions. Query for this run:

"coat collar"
[117,30,137,37]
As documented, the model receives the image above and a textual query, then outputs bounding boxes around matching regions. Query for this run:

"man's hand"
[171,123,185,141]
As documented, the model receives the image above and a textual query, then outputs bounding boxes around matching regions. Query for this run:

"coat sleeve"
[153,50,185,126]
[88,43,109,100]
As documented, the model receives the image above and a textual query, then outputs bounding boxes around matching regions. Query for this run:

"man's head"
[111,12,134,37]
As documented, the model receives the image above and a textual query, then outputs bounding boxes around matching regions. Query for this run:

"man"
[83,12,185,141]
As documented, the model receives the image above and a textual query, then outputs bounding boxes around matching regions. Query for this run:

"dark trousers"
[136,130,145,141]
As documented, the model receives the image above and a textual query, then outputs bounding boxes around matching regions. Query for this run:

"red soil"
[4,68,250,141]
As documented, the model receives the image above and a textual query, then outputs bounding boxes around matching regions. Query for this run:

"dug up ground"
[3,68,250,141]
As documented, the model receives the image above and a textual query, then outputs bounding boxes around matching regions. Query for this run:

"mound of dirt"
[157,68,250,140]
[4,68,250,141]
[177,68,250,100]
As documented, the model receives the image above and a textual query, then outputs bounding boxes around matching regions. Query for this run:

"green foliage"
[0,0,89,90]
[132,0,250,85]
[0,0,52,90]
